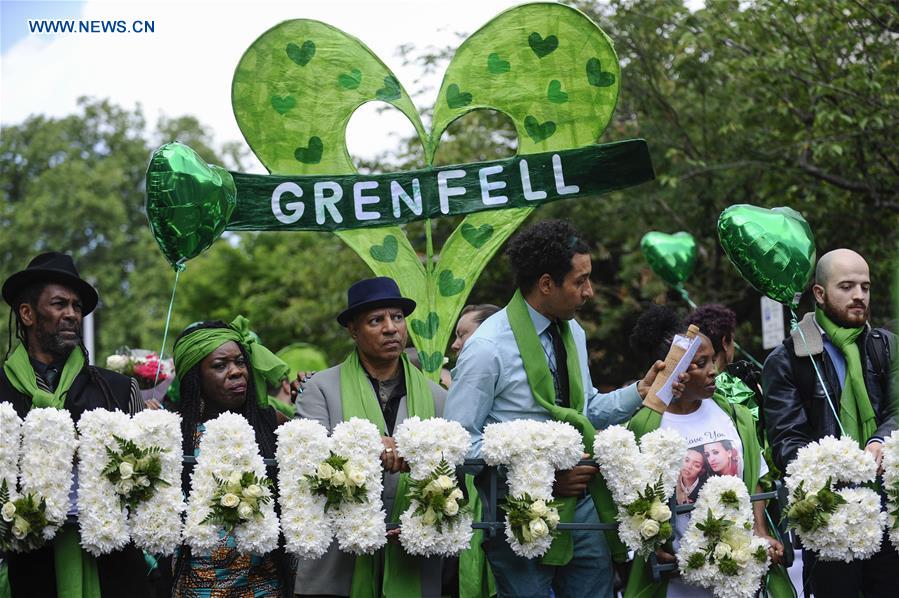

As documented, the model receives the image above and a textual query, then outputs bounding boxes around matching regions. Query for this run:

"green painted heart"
[338,68,362,90]
[418,350,444,373]
[446,84,473,109]
[376,75,401,101]
[528,32,558,58]
[487,52,511,74]
[145,142,236,268]
[460,223,494,248]
[410,312,440,339]
[369,234,398,262]
[547,80,568,103]
[640,231,696,288]
[271,95,296,115]
[438,269,465,296]
[717,205,816,307]
[586,57,615,87]
[524,115,556,143]
[294,136,323,164]
[287,40,315,66]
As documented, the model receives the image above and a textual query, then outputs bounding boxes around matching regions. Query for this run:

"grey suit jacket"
[294,361,447,597]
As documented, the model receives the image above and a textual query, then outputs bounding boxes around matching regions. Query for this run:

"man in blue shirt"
[444,219,679,598]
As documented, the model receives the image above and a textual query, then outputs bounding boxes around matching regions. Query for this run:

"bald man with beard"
[762,248,899,598]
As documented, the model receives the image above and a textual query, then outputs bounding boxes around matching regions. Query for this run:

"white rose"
[228,472,243,486]
[422,481,441,496]
[422,508,438,525]
[317,463,335,480]
[105,355,129,371]
[649,502,671,522]
[12,518,29,539]
[639,518,660,539]
[528,517,550,538]
[332,471,346,487]
[449,488,464,501]
[733,548,751,565]
[237,502,254,520]
[348,469,366,487]
[714,542,732,560]
[436,475,454,491]
[118,462,134,479]
[546,508,561,528]
[1,501,16,522]
[136,476,151,488]
[444,499,459,516]
[243,484,263,498]
[529,499,549,518]
[220,493,240,508]
[115,480,134,495]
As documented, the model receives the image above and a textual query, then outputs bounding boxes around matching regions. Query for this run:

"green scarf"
[172,315,290,409]
[2,345,101,598]
[815,308,877,448]
[506,290,625,565]
[3,343,84,410]
[624,397,795,598]
[339,350,434,598]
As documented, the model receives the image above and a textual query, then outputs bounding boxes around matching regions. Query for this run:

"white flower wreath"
[482,419,582,558]
[593,425,684,557]
[883,430,899,551]
[784,435,885,561]
[677,476,771,598]
[182,412,279,555]
[276,417,386,557]
[394,416,473,557]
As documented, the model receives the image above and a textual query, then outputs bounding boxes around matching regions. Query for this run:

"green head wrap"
[172,315,290,408]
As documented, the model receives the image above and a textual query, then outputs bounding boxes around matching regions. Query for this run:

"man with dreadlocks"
[0,251,149,597]
[169,316,294,597]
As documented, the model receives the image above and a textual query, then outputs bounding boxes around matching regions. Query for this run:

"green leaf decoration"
[294,136,324,164]
[338,68,362,90]
[271,95,296,114]
[446,84,473,109]
[487,53,511,74]
[460,223,494,248]
[230,4,626,380]
[286,40,315,66]
[410,312,440,339]
[528,32,558,58]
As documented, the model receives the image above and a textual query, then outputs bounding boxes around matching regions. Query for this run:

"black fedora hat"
[337,277,416,327]
[2,252,99,315]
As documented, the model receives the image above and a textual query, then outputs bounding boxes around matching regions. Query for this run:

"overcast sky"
[1,0,543,172]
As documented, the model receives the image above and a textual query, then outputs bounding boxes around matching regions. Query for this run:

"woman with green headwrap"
[169,317,294,597]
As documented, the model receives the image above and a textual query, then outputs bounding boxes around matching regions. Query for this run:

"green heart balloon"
[145,142,236,269]
[717,204,816,307]
[640,231,696,287]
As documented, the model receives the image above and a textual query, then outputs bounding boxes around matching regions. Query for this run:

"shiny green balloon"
[145,142,236,268]
[640,231,697,287]
[717,204,816,308]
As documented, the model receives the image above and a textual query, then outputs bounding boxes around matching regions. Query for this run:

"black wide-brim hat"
[2,252,99,315]
[337,277,416,327]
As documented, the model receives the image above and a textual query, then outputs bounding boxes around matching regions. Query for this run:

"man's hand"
[380,436,407,473]
[865,440,884,474]
[636,361,691,400]
[553,453,597,497]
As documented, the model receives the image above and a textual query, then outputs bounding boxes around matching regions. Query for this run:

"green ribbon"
[3,344,84,410]
[815,308,877,448]
[172,315,290,408]
[624,397,794,598]
[506,290,625,565]
[339,350,435,598]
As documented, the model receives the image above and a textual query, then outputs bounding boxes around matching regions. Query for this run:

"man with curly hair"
[445,219,677,598]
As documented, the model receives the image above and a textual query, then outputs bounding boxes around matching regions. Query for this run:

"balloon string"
[676,286,698,309]
[151,266,183,400]
[790,309,846,437]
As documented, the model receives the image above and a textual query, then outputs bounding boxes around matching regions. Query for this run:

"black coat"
[762,312,898,471]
